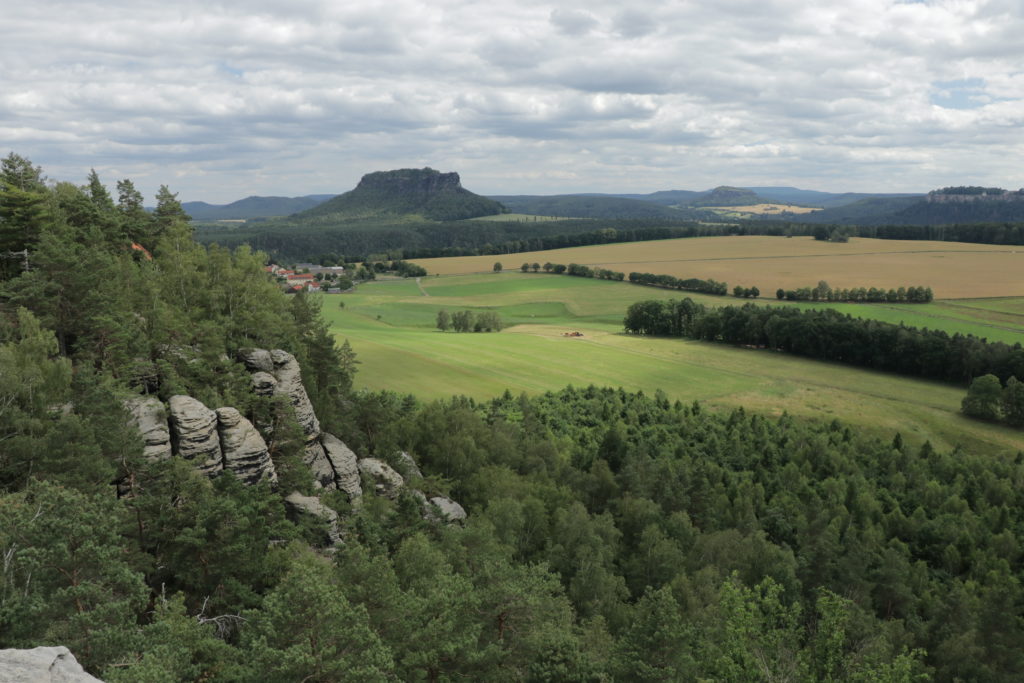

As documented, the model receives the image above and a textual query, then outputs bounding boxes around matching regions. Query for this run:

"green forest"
[2,154,1024,682]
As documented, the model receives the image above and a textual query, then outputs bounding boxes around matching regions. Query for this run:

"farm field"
[322,274,1024,456]
[706,203,821,216]
[410,235,1024,299]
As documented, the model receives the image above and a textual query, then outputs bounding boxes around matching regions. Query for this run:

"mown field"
[323,273,1024,456]
[410,235,1024,299]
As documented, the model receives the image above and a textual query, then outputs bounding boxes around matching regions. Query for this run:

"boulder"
[357,458,405,499]
[238,348,274,373]
[124,396,172,461]
[168,395,223,477]
[321,432,362,501]
[397,451,423,480]
[0,646,102,682]
[269,350,320,441]
[250,371,278,397]
[425,496,468,525]
[284,492,342,546]
[216,407,277,486]
[304,440,337,490]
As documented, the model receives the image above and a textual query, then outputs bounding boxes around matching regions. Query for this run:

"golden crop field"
[412,236,1024,299]
[708,203,821,215]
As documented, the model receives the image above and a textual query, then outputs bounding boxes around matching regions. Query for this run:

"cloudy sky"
[3,0,1023,203]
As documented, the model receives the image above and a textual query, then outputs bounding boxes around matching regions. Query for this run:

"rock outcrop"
[168,395,223,477]
[321,432,362,501]
[216,407,277,485]
[304,440,337,490]
[0,646,103,682]
[268,350,320,441]
[358,458,405,499]
[425,496,468,525]
[284,492,343,546]
[124,349,467,533]
[124,396,172,461]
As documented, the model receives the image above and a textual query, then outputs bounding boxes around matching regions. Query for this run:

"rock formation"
[168,395,223,477]
[358,458,405,499]
[321,432,361,501]
[425,496,468,525]
[123,348,467,543]
[216,407,277,486]
[284,492,343,546]
[124,396,172,461]
[0,646,102,682]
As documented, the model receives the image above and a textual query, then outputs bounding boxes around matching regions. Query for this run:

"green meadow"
[322,273,1024,455]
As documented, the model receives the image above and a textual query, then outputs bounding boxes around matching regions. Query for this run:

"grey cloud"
[550,9,599,35]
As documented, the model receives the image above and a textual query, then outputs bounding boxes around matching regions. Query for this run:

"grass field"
[469,213,566,222]
[323,274,1024,456]
[411,236,1024,299]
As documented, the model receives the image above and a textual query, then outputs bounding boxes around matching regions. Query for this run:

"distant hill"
[487,194,710,219]
[296,168,504,222]
[741,187,922,209]
[687,186,767,207]
[183,195,334,221]
[791,188,1024,225]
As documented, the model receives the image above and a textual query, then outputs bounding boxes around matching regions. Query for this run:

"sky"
[3,0,1023,203]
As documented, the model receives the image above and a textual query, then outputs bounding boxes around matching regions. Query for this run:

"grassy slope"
[323,274,1024,455]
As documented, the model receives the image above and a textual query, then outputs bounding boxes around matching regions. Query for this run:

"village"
[264,262,349,293]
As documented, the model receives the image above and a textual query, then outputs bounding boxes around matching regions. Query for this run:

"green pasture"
[323,274,1024,455]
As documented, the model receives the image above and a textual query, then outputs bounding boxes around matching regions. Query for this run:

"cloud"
[0,0,1021,201]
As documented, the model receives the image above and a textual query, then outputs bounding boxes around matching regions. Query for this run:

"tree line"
[436,309,503,332]
[774,281,934,303]
[623,298,1024,385]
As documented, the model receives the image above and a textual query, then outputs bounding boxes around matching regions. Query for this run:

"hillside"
[183,194,334,221]
[296,168,504,222]
[687,185,769,207]
[487,193,710,219]
[793,187,1024,225]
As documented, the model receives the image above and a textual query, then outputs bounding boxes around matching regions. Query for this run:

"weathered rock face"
[0,646,103,682]
[357,458,405,499]
[321,432,361,501]
[284,491,342,546]
[216,407,277,486]
[304,440,337,490]
[124,396,172,461]
[168,395,223,477]
[269,350,321,441]
[425,496,468,525]
[238,348,275,373]
[250,371,277,397]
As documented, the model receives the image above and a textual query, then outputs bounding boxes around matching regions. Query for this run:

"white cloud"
[1,0,1022,201]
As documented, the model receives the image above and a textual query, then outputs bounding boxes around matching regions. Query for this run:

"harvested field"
[412,236,1024,299]
[707,203,820,215]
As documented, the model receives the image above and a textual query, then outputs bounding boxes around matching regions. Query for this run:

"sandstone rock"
[304,440,336,490]
[124,396,172,462]
[238,348,274,373]
[250,371,278,397]
[269,350,320,440]
[0,646,102,682]
[216,407,277,486]
[321,432,362,500]
[357,458,405,499]
[168,395,223,477]
[397,451,424,480]
[425,496,468,525]
[284,492,342,546]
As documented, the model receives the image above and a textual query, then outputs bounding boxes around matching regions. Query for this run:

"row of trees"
[733,286,761,298]
[775,281,934,303]
[623,298,1024,385]
[962,374,1024,426]
[436,309,503,332]
[627,270,729,295]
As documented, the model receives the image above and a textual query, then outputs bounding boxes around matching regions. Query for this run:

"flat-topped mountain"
[688,186,766,207]
[297,168,505,222]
